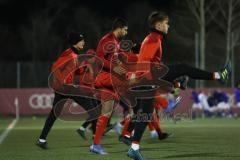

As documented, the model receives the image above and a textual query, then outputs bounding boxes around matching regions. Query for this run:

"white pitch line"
[0,118,18,144]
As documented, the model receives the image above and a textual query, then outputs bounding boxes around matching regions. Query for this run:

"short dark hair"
[112,18,128,30]
[148,11,169,29]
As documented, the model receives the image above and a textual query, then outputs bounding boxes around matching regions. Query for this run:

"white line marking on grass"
[0,97,19,145]
[0,118,18,144]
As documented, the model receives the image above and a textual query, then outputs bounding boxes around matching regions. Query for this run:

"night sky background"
[0,0,239,87]
[0,0,178,62]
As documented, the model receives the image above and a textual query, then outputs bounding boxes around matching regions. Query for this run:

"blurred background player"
[213,90,231,117]
[235,86,240,108]
[192,91,203,118]
[233,84,240,117]
[205,91,218,117]
[118,80,183,147]
[200,91,217,117]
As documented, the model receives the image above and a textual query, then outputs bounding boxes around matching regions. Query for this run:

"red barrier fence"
[0,88,53,115]
[0,88,238,116]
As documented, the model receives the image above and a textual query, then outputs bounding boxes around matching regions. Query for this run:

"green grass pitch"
[0,117,240,160]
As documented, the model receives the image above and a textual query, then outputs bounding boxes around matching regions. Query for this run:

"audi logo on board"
[29,94,54,109]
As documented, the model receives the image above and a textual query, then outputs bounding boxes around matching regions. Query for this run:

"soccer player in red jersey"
[36,32,99,149]
[127,11,231,160]
[89,18,129,154]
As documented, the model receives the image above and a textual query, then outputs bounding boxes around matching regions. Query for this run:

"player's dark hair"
[148,11,169,29]
[112,18,128,30]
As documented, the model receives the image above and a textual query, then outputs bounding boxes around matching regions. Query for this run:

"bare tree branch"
[233,0,240,8]
[171,11,196,22]
[205,0,216,13]
[217,0,228,20]
[186,0,201,23]
[208,10,226,32]
[232,21,240,32]
[206,8,220,26]
[232,33,240,47]
[232,11,240,21]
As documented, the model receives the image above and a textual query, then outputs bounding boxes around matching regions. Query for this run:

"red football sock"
[152,113,162,133]
[132,141,140,144]
[120,119,126,126]
[121,117,131,136]
[93,115,109,144]
[148,122,155,131]
[124,131,132,138]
